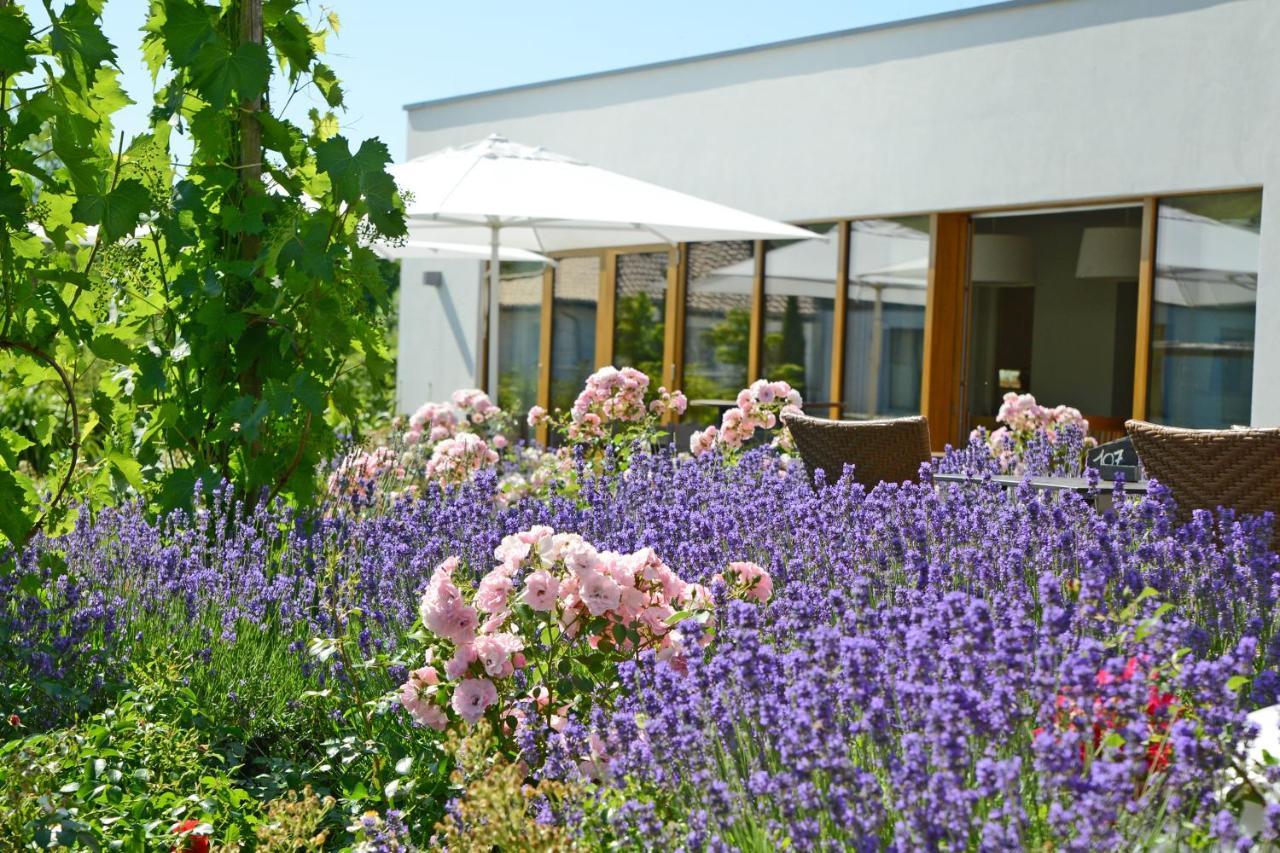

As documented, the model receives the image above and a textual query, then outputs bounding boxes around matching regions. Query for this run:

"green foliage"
[0,0,134,545]
[613,291,664,380]
[132,0,406,510]
[0,0,408,546]
[704,306,750,380]
[0,681,261,848]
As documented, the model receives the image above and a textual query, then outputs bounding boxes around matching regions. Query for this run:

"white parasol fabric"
[390,134,817,391]
[370,239,553,265]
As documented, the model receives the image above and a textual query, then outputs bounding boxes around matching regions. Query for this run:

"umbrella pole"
[487,224,501,399]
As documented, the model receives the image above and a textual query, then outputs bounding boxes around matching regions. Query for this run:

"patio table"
[932,472,1148,509]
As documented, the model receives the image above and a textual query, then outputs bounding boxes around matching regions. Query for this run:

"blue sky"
[101,0,993,162]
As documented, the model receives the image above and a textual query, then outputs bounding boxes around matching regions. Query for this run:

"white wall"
[395,258,482,413]
[403,0,1280,423]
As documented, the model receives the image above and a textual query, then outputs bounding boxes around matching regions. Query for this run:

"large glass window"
[550,256,600,414]
[1148,191,1261,428]
[844,217,931,419]
[966,206,1142,431]
[682,241,755,424]
[762,223,836,413]
[613,251,668,381]
[496,261,544,440]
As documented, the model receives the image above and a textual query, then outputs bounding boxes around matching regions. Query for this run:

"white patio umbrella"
[390,134,817,392]
[1153,207,1259,308]
[370,239,553,265]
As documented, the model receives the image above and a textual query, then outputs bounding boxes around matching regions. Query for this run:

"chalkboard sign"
[1086,436,1141,482]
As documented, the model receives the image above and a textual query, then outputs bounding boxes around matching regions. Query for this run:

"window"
[965,206,1141,428]
[1148,191,1261,428]
[682,241,755,424]
[550,256,600,415]
[496,262,544,440]
[762,223,836,413]
[844,217,930,419]
[613,251,668,381]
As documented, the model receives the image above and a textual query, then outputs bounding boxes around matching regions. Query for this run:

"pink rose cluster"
[690,379,803,457]
[398,555,525,728]
[969,392,1096,474]
[404,389,507,449]
[404,401,458,446]
[493,526,707,659]
[648,385,689,420]
[713,560,773,604]
[567,366,651,441]
[327,446,399,501]
[398,526,715,732]
[993,392,1090,437]
[971,392,1092,452]
[424,432,499,485]
[452,388,502,426]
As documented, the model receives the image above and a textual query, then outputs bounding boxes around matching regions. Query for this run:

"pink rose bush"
[333,390,513,507]
[970,392,1097,475]
[403,389,509,450]
[404,401,459,446]
[690,378,803,458]
[560,366,686,443]
[532,367,688,467]
[326,446,400,502]
[395,525,771,739]
[713,560,773,604]
[569,366,650,440]
[424,432,500,486]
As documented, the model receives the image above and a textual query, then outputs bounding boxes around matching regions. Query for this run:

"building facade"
[398,0,1278,449]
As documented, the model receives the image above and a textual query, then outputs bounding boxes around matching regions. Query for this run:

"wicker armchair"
[781,412,932,488]
[1125,420,1280,542]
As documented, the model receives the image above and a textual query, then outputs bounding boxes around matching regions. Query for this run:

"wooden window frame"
[513,184,1258,444]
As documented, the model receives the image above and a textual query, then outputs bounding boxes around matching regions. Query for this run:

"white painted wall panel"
[395,258,481,413]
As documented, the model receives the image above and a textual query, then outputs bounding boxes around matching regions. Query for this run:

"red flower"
[170,819,210,853]
[1036,656,1177,777]
[6,714,19,727]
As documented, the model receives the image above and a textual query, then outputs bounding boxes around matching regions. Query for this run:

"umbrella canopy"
[390,134,817,391]
[371,239,553,265]
[692,218,931,307]
[1153,207,1259,308]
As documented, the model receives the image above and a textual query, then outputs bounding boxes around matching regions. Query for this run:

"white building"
[396,0,1277,449]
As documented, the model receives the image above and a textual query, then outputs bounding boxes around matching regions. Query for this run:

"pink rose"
[474,632,523,678]
[522,570,559,612]
[474,572,513,615]
[578,570,622,616]
[423,600,479,645]
[445,643,478,680]
[451,678,498,724]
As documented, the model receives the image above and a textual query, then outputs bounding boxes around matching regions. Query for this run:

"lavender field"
[3,370,1279,850]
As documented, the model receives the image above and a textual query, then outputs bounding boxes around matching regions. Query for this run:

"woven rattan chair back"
[781,412,932,489]
[1126,420,1280,542]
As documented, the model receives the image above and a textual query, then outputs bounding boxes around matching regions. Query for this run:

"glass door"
[964,205,1143,442]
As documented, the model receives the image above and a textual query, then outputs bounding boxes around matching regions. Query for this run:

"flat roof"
[403,0,1049,112]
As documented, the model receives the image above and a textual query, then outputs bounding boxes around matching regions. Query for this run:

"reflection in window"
[762,223,836,413]
[496,262,544,441]
[682,241,755,425]
[550,256,600,415]
[1149,191,1261,428]
[966,207,1141,430]
[613,252,668,382]
[844,217,930,419]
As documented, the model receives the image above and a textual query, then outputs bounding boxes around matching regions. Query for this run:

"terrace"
[1,0,1278,849]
